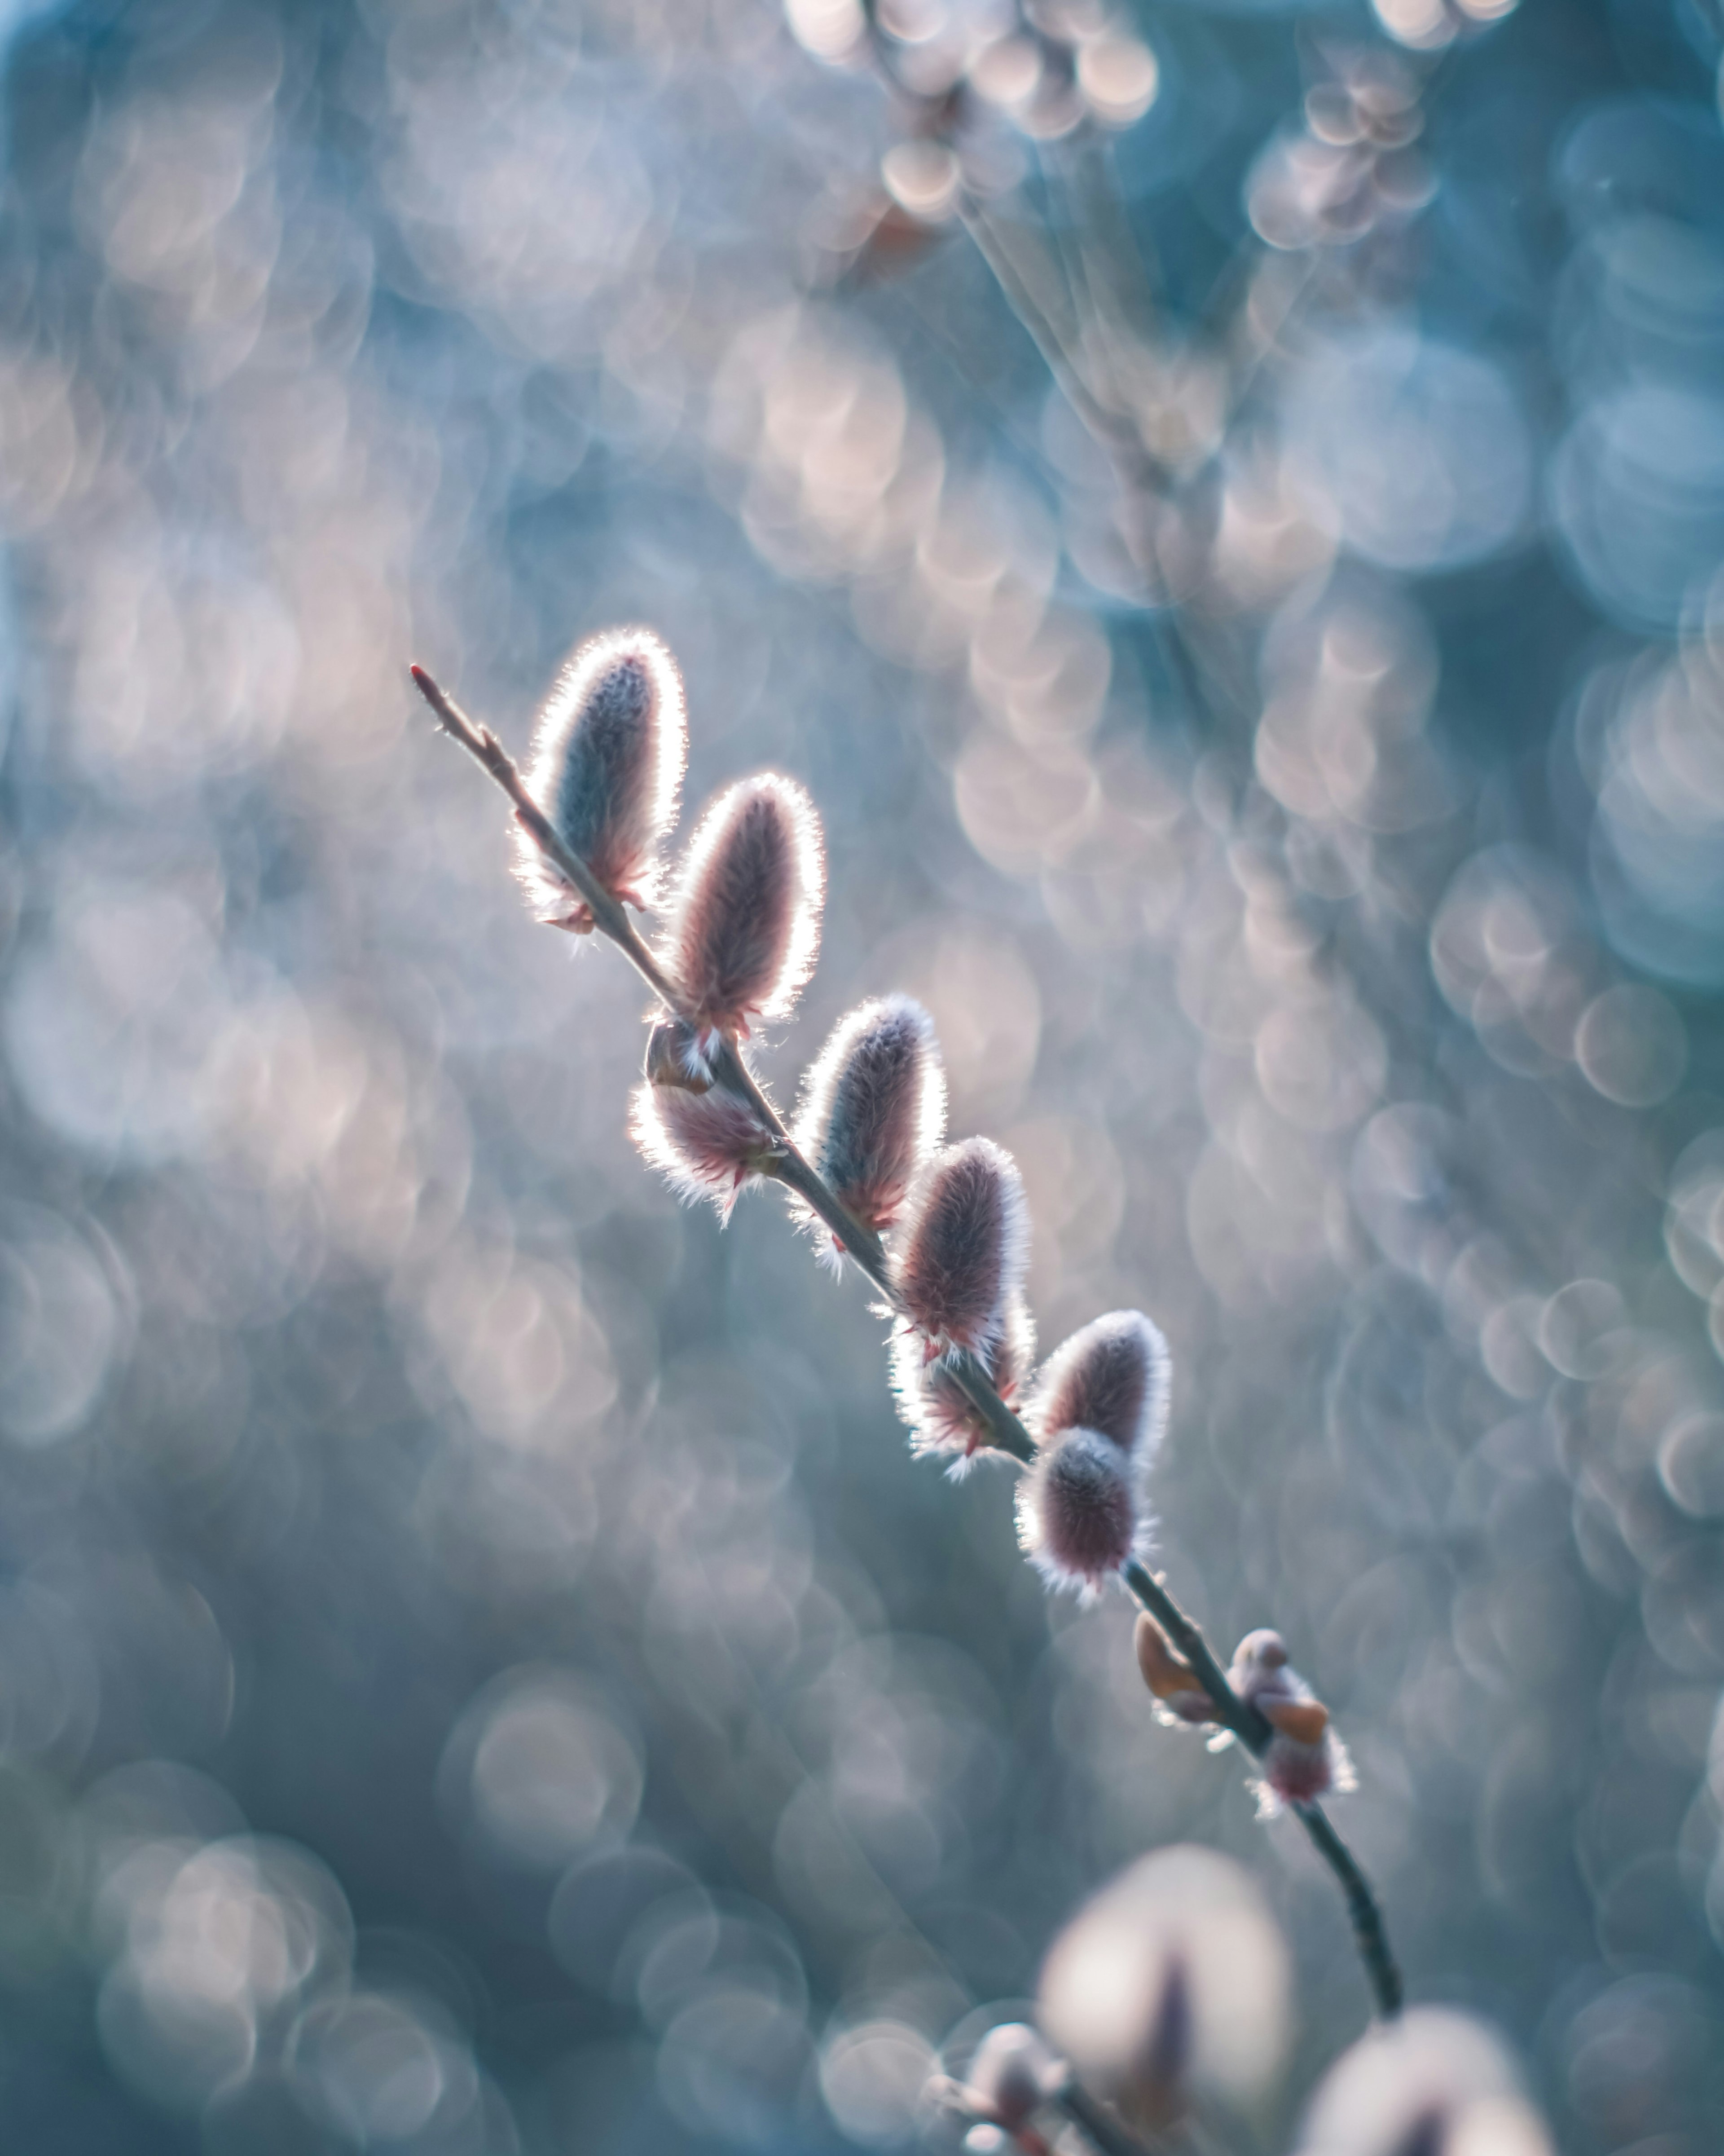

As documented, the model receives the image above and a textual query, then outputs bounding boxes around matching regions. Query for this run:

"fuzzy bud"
[960,2024,1064,2134]
[1038,1846,1289,2131]
[1026,1310,1170,1461]
[894,1291,1034,1472]
[515,627,687,930]
[1016,1427,1139,1596]
[630,1060,778,1222]
[1294,2010,1552,2156]
[888,1137,1028,1359]
[795,996,946,1250]
[1227,1629,1354,1814]
[663,773,824,1050]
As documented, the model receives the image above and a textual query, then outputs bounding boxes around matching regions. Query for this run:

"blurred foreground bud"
[959,2023,1064,2135]
[1038,1846,1290,2131]
[785,0,866,67]
[894,1291,1035,1473]
[1026,1310,1170,1459]
[630,1025,778,1221]
[1134,1613,1212,1725]
[515,627,687,930]
[1016,1428,1139,1596]
[805,186,953,289]
[664,774,824,1058]
[795,996,946,1257]
[1076,35,1160,130]
[1227,1629,1354,1813]
[889,1138,1029,1359]
[1294,2009,1553,2156]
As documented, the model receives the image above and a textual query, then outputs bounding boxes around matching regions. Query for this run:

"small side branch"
[1121,1559,1272,1751]
[1121,1555,1400,2019]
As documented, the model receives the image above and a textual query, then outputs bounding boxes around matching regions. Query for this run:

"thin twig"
[1127,1565,1399,2020]
[1292,1800,1404,2017]
[958,200,1156,489]
[1057,2081,1158,2156]
[1122,1559,1273,1753]
[847,0,1407,2044]
[409,662,1403,2021]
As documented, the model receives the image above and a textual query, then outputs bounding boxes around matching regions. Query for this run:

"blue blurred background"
[2,0,1724,2147]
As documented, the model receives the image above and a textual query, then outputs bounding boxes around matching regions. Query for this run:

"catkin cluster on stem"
[409,640,1402,2029]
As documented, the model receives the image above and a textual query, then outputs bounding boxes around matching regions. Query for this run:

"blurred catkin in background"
[2,0,1724,2149]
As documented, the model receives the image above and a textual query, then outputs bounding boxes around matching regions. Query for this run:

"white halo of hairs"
[895,1292,1035,1477]
[629,1080,776,1223]
[794,995,946,1247]
[664,772,825,1046]
[887,1136,1029,1359]
[1016,1427,1139,1597]
[1037,1846,1291,2127]
[515,626,688,925]
[1294,2010,1547,2156]
[1025,1310,1170,1462]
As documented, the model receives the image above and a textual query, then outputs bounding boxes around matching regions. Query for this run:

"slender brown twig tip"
[409,663,458,732]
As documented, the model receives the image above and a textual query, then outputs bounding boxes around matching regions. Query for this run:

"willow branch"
[944,149,1409,2022]
[1122,1559,1273,1752]
[958,199,1164,498]
[1056,2081,1157,2156]
[1127,1565,1399,2019]
[1292,1800,1404,2017]
[409,662,1401,2021]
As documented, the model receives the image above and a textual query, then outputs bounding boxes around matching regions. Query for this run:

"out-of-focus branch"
[959,198,1167,498]
[922,77,1408,2028]
[409,662,1403,2022]
[1056,2079,1159,2156]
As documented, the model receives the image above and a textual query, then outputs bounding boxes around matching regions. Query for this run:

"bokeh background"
[2,0,1724,2147]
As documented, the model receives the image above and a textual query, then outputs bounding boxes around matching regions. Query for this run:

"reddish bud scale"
[515,627,687,928]
[1016,1427,1138,1597]
[893,1291,1035,1473]
[629,1078,777,1222]
[664,774,824,1046]
[794,995,946,1246]
[1225,1629,1355,1812]
[888,1137,1028,1359]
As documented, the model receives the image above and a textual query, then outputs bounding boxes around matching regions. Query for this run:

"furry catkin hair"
[887,1136,1028,1358]
[1016,1427,1139,1596]
[629,1079,775,1222]
[1026,1310,1170,1460]
[795,995,946,1247]
[664,773,824,1045]
[515,627,687,926]
[894,1291,1035,1472]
